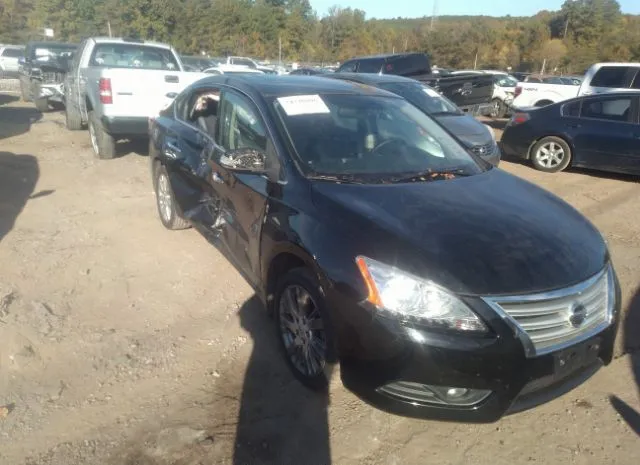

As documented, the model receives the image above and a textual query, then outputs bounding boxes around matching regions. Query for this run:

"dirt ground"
[1,93,639,465]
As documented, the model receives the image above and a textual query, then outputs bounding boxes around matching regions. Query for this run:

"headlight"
[484,124,497,143]
[355,256,488,333]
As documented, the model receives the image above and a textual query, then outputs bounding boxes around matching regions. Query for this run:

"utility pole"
[107,21,112,38]
[473,51,478,70]
[430,0,438,32]
[541,58,547,75]
[563,16,569,38]
[278,36,282,66]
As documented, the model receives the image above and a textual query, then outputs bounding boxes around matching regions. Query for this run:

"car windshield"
[33,45,75,61]
[274,93,485,182]
[378,82,462,116]
[90,44,179,70]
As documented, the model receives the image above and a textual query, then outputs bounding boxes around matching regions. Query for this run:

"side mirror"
[220,147,266,172]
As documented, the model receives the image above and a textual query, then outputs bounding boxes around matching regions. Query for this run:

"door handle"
[164,140,181,157]
[211,172,224,184]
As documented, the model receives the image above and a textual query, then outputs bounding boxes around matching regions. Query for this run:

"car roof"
[28,41,76,47]
[325,72,421,86]
[91,37,172,49]
[196,75,400,99]
[342,52,423,61]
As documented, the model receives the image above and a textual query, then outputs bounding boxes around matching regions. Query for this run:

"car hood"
[435,114,493,147]
[310,168,607,296]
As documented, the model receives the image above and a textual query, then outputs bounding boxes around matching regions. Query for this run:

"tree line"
[1,0,638,73]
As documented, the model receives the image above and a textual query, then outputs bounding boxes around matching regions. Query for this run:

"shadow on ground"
[114,138,149,158]
[0,94,41,140]
[609,285,640,435]
[114,296,332,465]
[0,152,40,242]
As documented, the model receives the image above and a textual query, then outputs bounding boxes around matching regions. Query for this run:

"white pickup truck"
[64,37,208,159]
[512,62,640,108]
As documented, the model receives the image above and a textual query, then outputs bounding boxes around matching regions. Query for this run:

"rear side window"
[385,55,430,76]
[337,60,357,73]
[89,43,179,70]
[1,48,22,58]
[357,59,383,73]
[562,100,581,117]
[590,66,631,88]
[581,97,632,122]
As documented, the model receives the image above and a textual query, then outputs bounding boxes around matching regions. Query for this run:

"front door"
[208,89,275,284]
[572,95,640,173]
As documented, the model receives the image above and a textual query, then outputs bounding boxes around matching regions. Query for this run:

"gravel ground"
[1,97,639,465]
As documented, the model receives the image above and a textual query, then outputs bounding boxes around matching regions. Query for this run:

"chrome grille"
[484,267,613,357]
[470,143,495,156]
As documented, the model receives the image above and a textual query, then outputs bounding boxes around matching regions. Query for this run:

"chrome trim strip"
[483,265,613,358]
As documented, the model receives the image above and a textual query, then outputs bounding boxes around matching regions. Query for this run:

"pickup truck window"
[1,48,22,58]
[89,44,179,71]
[32,45,75,61]
[230,57,256,68]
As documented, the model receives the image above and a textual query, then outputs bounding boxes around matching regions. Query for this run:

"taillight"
[99,78,112,104]
[514,86,522,98]
[510,112,530,126]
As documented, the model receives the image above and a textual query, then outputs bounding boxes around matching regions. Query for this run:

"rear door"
[580,65,639,96]
[570,95,640,173]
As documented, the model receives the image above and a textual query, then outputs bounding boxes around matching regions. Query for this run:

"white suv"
[0,46,24,79]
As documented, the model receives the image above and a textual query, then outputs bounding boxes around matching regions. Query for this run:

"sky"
[309,0,640,19]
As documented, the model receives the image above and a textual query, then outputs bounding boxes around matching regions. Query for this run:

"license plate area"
[554,337,602,377]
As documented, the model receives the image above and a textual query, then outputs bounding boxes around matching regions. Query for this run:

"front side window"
[581,97,632,122]
[2,48,23,58]
[274,93,484,182]
[89,44,178,70]
[358,59,384,73]
[496,76,518,87]
[230,58,256,69]
[218,91,267,153]
[337,61,357,73]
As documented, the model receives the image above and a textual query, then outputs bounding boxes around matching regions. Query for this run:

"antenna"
[430,0,438,31]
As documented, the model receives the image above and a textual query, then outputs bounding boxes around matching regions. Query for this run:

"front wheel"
[275,268,337,390]
[530,136,572,173]
[65,103,83,130]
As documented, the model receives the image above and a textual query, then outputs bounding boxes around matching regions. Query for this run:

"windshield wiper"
[430,111,462,116]
[308,174,364,184]
[391,168,472,183]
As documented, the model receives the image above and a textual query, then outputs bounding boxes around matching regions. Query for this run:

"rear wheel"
[530,136,572,173]
[154,164,190,230]
[490,98,506,118]
[275,268,337,391]
[88,111,116,159]
[65,103,83,130]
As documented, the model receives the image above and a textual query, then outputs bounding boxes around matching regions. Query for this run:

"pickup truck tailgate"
[102,69,208,117]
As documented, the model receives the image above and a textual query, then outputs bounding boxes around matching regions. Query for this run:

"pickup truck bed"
[415,73,495,114]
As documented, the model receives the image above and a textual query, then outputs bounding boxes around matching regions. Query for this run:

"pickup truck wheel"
[34,97,49,112]
[20,81,32,102]
[88,111,116,159]
[275,268,337,391]
[490,98,506,118]
[154,164,190,230]
[531,136,572,173]
[65,104,83,130]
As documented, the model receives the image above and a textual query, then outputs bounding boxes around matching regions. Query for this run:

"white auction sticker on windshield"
[277,94,330,116]
[423,87,441,98]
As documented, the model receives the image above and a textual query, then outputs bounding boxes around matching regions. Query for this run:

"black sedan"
[149,75,620,423]
[326,72,500,166]
[502,93,640,174]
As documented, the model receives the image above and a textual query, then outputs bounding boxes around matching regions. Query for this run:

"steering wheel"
[371,137,406,155]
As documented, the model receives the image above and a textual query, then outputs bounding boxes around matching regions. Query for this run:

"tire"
[34,97,49,112]
[19,80,32,102]
[88,111,116,159]
[490,98,506,119]
[65,103,83,130]
[530,136,572,173]
[274,267,337,391]
[154,164,190,230]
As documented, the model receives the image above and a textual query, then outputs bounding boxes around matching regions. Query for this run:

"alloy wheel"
[157,172,173,223]
[88,121,99,155]
[278,284,327,378]
[535,142,565,169]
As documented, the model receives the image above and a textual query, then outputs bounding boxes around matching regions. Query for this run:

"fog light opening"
[378,382,491,407]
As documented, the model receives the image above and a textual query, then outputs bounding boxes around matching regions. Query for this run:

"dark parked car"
[289,67,328,76]
[149,75,620,423]
[336,53,495,116]
[326,73,500,166]
[501,92,640,174]
[18,41,77,111]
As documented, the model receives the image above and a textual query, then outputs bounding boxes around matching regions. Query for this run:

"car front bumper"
[331,270,621,423]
